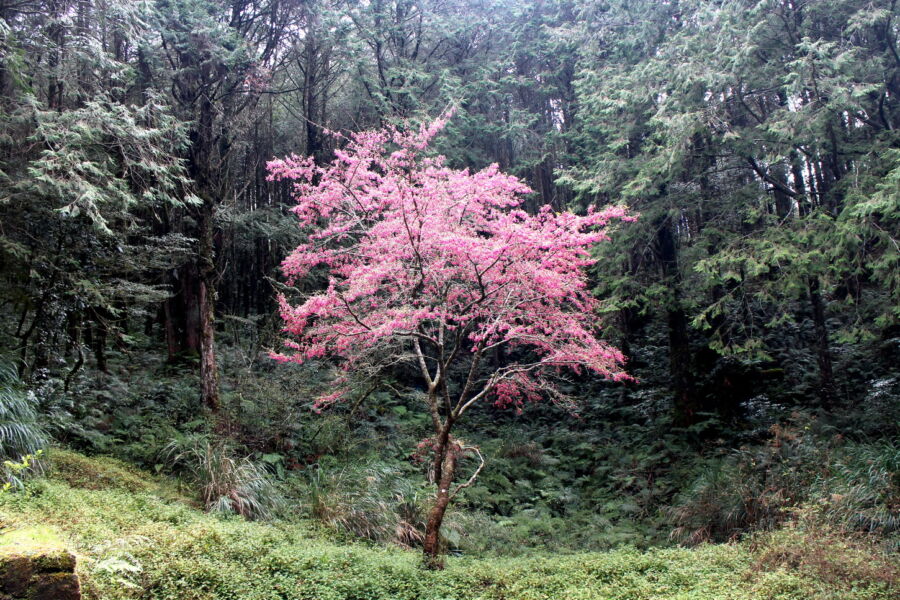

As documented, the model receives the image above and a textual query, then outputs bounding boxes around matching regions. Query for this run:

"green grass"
[0,449,895,600]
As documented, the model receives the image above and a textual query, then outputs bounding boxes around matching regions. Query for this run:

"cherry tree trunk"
[423,439,457,569]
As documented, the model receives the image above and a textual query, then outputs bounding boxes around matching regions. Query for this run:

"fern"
[0,360,47,488]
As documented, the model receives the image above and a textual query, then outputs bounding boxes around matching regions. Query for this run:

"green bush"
[750,512,899,599]
[162,435,284,520]
[812,440,900,550]
[669,419,900,548]
[32,353,203,467]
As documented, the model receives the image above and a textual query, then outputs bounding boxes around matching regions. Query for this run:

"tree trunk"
[163,297,179,359]
[90,311,108,373]
[198,203,220,414]
[808,277,835,407]
[423,437,457,569]
[186,86,221,415]
[46,0,65,110]
[184,270,202,353]
[669,304,698,426]
[656,217,697,426]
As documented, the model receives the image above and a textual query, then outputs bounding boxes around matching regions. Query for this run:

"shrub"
[162,435,284,520]
[669,418,900,547]
[0,451,895,600]
[750,510,899,593]
[303,460,428,547]
[813,440,900,549]
[48,447,163,495]
[31,355,203,467]
[669,420,831,543]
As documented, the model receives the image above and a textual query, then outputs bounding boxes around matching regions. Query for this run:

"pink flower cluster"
[268,116,633,408]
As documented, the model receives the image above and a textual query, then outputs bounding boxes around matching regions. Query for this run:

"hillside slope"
[0,450,894,600]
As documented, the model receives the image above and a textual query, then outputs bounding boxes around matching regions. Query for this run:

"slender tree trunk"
[64,326,84,392]
[668,305,697,426]
[303,26,321,160]
[187,89,221,416]
[91,317,108,373]
[46,0,65,110]
[183,267,202,353]
[790,150,808,216]
[163,297,180,360]
[808,277,835,407]
[198,202,220,414]
[423,436,457,569]
[430,420,452,484]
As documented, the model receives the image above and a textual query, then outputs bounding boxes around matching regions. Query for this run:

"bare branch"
[449,445,485,501]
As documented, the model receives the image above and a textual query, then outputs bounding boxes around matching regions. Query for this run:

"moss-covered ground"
[0,449,894,600]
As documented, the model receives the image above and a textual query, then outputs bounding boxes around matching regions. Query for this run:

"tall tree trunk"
[163,296,181,360]
[199,202,220,413]
[90,309,108,373]
[808,276,835,407]
[668,303,697,426]
[185,271,202,353]
[303,5,322,161]
[656,217,697,426]
[189,91,221,415]
[46,0,65,110]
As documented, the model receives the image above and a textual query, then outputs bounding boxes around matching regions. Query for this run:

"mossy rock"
[0,527,80,600]
[30,571,80,600]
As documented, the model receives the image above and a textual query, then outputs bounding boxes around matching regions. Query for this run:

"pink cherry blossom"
[269,116,634,563]
[269,116,634,411]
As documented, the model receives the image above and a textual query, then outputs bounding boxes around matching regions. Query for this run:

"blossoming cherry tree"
[268,119,631,567]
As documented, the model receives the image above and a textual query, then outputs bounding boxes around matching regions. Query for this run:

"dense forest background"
[0,0,898,571]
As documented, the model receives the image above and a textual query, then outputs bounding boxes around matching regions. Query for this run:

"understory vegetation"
[7,340,898,565]
[0,448,895,599]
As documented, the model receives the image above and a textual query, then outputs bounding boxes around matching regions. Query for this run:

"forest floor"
[0,449,895,600]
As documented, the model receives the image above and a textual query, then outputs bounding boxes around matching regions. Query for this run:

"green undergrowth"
[0,450,895,600]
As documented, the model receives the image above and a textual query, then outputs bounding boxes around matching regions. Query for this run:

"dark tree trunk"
[184,274,201,353]
[187,89,221,415]
[163,296,180,359]
[808,277,836,407]
[91,315,108,373]
[656,217,697,426]
[46,0,65,110]
[165,265,202,357]
[668,304,697,426]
